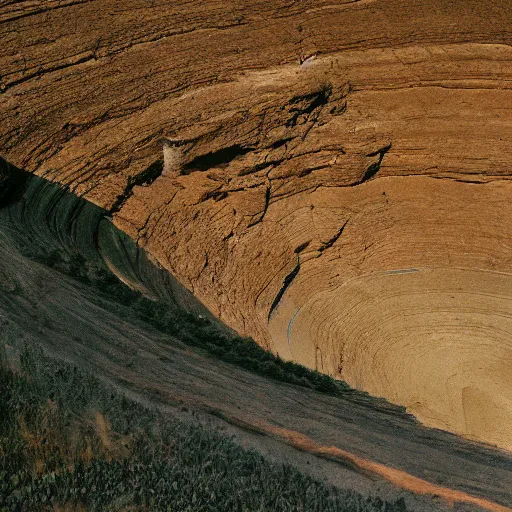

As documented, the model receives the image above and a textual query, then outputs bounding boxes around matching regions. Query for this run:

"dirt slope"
[1,182,511,512]
[2,1,512,449]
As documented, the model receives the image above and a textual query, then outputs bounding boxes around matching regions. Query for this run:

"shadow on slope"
[1,158,511,512]
[0,345,409,512]
[0,158,411,409]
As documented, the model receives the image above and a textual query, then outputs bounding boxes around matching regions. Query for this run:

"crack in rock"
[110,160,163,214]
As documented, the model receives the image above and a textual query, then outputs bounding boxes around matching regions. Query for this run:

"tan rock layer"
[2,1,512,450]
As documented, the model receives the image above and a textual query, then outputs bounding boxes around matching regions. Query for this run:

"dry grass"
[0,345,413,512]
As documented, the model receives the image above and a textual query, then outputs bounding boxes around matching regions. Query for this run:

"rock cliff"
[2,0,512,450]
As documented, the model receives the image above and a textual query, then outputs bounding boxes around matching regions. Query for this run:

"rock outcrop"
[2,0,512,450]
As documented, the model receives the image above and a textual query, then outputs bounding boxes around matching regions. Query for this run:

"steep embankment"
[2,1,512,449]
[1,170,512,511]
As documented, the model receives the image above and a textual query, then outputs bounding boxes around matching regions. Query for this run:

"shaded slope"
[0,170,511,511]
[2,347,403,512]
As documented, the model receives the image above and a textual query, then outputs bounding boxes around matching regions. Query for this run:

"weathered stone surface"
[2,1,512,450]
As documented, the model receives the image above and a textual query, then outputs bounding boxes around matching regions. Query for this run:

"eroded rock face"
[2,1,512,450]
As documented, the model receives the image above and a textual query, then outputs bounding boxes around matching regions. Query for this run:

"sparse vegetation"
[0,345,409,512]
[25,247,348,397]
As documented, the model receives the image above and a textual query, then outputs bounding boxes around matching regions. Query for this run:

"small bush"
[24,246,350,396]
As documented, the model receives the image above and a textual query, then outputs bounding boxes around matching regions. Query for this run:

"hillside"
[1,1,512,508]
[2,0,512,450]
[0,169,511,511]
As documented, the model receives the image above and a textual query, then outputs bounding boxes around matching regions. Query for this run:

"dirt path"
[260,424,512,512]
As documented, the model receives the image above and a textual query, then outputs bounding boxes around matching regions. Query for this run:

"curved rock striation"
[2,1,512,450]
[0,162,223,326]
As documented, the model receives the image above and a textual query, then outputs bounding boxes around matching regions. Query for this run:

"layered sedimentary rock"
[3,174,512,512]
[2,0,512,450]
